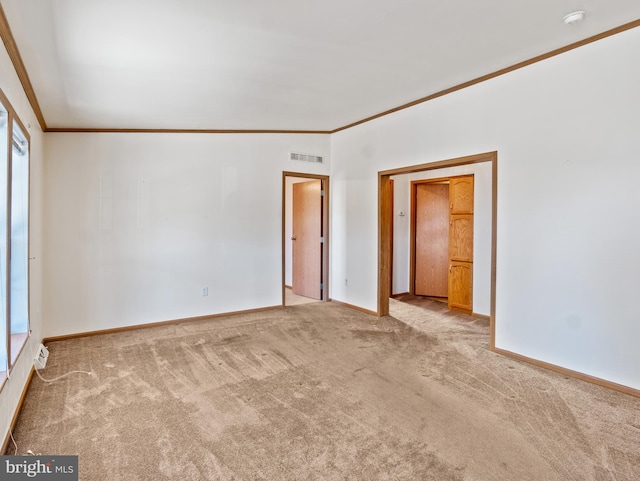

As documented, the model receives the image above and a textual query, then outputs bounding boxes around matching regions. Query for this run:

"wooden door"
[448,176,474,312]
[292,180,322,299]
[414,183,449,297]
[449,261,473,311]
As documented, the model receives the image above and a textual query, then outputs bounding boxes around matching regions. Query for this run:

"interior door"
[292,180,322,299]
[414,182,449,297]
[448,176,474,312]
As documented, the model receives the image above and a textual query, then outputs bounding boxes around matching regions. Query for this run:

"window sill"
[0,332,29,394]
[10,332,29,366]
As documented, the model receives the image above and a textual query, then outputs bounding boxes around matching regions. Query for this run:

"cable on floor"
[34,367,93,384]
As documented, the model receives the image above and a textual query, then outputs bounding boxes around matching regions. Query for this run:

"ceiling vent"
[290,151,324,164]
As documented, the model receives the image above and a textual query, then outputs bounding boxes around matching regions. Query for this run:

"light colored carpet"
[10,300,640,480]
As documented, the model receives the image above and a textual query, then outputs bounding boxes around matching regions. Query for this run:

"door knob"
[291,236,297,240]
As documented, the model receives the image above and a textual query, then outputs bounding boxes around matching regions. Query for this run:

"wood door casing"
[389,180,394,293]
[414,183,449,297]
[292,180,322,299]
[377,152,497,337]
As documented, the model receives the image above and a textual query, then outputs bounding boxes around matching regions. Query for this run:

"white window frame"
[0,87,30,391]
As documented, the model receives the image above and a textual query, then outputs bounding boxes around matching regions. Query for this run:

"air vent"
[290,152,323,164]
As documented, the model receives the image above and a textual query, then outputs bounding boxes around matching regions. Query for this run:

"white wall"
[0,39,45,448]
[330,26,640,390]
[391,162,492,316]
[43,134,330,337]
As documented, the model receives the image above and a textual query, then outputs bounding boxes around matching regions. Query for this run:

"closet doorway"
[282,172,330,306]
[411,175,474,313]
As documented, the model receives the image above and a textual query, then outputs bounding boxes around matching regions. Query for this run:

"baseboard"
[330,300,378,317]
[492,347,640,399]
[43,305,284,343]
[472,312,491,321]
[284,284,292,289]
[390,292,409,298]
[1,366,35,455]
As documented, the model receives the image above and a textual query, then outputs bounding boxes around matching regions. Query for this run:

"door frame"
[282,172,330,306]
[378,151,497,346]
[389,179,394,294]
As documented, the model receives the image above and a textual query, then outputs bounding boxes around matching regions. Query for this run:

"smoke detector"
[563,11,586,25]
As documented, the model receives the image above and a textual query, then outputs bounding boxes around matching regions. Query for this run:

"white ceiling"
[2,0,640,131]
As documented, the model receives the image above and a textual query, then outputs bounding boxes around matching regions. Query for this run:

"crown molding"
[45,128,331,134]
[1,2,639,136]
[331,18,640,133]
[0,3,47,130]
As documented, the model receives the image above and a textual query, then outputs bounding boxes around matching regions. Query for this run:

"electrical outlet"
[34,344,49,370]
[202,286,209,296]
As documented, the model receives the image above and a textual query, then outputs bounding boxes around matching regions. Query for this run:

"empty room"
[1,1,639,480]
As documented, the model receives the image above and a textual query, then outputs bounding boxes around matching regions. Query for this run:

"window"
[0,91,30,386]
[0,103,7,378]
[10,120,29,364]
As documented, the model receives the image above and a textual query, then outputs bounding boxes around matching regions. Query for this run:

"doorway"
[411,175,474,313]
[282,172,330,306]
[378,152,497,345]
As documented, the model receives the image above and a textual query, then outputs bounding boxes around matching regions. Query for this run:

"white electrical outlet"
[202,286,209,296]
[34,344,49,370]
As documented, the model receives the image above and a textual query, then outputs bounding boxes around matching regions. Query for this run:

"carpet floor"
[10,299,640,480]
